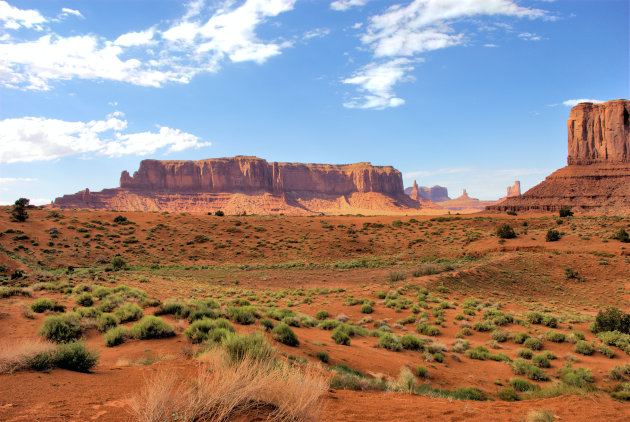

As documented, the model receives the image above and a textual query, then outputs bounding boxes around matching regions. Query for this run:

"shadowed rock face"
[53,156,419,215]
[489,99,630,214]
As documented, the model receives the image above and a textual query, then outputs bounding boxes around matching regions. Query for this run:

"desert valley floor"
[1,207,630,421]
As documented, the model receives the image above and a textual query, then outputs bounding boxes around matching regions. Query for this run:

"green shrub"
[592,307,630,334]
[315,310,330,320]
[97,294,124,312]
[417,322,440,336]
[332,327,351,345]
[472,321,495,332]
[114,303,143,323]
[93,286,112,299]
[498,387,519,401]
[524,337,543,351]
[453,387,485,401]
[318,319,341,330]
[574,340,594,355]
[130,316,175,339]
[526,312,543,324]
[316,351,329,363]
[378,333,402,351]
[597,344,615,358]
[545,330,566,343]
[184,318,234,343]
[260,318,274,331]
[517,348,533,359]
[227,306,258,325]
[221,332,275,363]
[400,334,423,351]
[545,230,561,242]
[496,223,516,239]
[511,358,549,381]
[510,377,534,392]
[104,327,130,347]
[389,271,406,282]
[31,298,60,313]
[360,303,373,314]
[512,332,530,344]
[272,323,299,346]
[466,346,490,360]
[559,364,593,387]
[559,206,573,218]
[188,307,217,322]
[154,301,190,318]
[97,313,118,332]
[53,342,99,372]
[541,315,558,328]
[491,329,509,343]
[375,291,386,299]
[75,293,94,307]
[612,228,630,243]
[532,354,551,368]
[39,313,83,343]
[416,365,428,378]
[111,255,126,270]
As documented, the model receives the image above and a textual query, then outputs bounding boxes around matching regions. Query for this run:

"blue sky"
[0,0,627,204]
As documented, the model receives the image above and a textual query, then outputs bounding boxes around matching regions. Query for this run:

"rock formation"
[53,156,423,215]
[404,182,450,202]
[489,99,630,213]
[506,181,521,197]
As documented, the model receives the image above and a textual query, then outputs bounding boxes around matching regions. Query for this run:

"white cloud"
[0,0,46,30]
[0,177,38,183]
[342,58,418,109]
[330,0,371,11]
[562,98,604,107]
[114,29,155,47]
[60,8,83,19]
[303,28,330,40]
[483,43,498,47]
[0,114,209,163]
[1,0,296,90]
[518,32,541,41]
[343,0,551,109]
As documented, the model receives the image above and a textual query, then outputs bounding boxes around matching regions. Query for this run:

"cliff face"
[119,156,403,195]
[506,181,521,197]
[489,99,630,214]
[405,182,449,202]
[567,100,630,165]
[53,156,418,215]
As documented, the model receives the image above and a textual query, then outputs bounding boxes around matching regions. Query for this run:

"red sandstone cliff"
[489,99,630,213]
[53,156,420,215]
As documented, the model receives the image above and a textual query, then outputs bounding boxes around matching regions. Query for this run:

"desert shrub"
[331,327,351,345]
[512,332,530,344]
[104,327,130,347]
[97,313,118,332]
[559,206,573,218]
[76,306,101,319]
[559,364,593,387]
[496,223,516,239]
[524,337,543,351]
[400,334,423,351]
[526,409,556,422]
[314,310,330,320]
[597,330,630,354]
[388,271,407,282]
[221,332,275,363]
[39,313,83,343]
[11,198,29,222]
[511,359,549,381]
[491,329,509,343]
[472,321,495,332]
[188,307,217,323]
[0,287,32,298]
[130,316,175,340]
[517,348,533,359]
[360,304,373,314]
[541,315,558,328]
[597,344,615,358]
[574,340,594,355]
[532,354,551,368]
[545,330,566,343]
[498,387,519,401]
[272,323,299,347]
[453,387,485,401]
[154,301,190,318]
[546,230,561,242]
[316,351,329,363]
[31,298,58,313]
[612,228,630,243]
[114,303,143,323]
[260,318,274,331]
[227,306,258,325]
[510,377,534,392]
[75,293,94,307]
[592,307,630,334]
[608,364,630,381]
[417,322,440,336]
[184,318,234,344]
[377,334,402,351]
[318,319,341,330]
[53,342,99,372]
[416,365,429,378]
[111,255,126,270]
[92,286,112,299]
[526,312,543,324]
[97,294,124,313]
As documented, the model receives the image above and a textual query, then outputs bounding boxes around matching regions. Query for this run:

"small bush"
[417,322,440,336]
[612,228,630,243]
[511,359,550,381]
[545,230,561,242]
[559,206,573,218]
[75,293,94,307]
[130,316,175,339]
[316,351,329,363]
[97,313,118,332]
[416,365,429,378]
[510,377,534,392]
[272,323,299,346]
[497,223,516,239]
[526,409,556,422]
[512,332,530,344]
[53,342,99,372]
[453,387,485,401]
[31,298,57,313]
[111,255,126,271]
[545,330,566,343]
[221,332,275,363]
[378,333,402,351]
[360,304,373,314]
[524,337,543,351]
[400,334,423,351]
[114,303,143,323]
[332,327,351,345]
[39,313,83,343]
[227,306,258,325]
[498,387,519,401]
[559,364,593,387]
[532,354,551,368]
[104,327,130,347]
[517,348,533,359]
[491,329,509,343]
[389,271,406,282]
[315,310,330,320]
[574,340,594,355]
[260,318,274,331]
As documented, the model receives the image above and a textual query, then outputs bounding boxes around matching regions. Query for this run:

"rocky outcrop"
[506,181,521,197]
[53,156,422,215]
[440,189,497,212]
[405,182,450,202]
[489,99,630,213]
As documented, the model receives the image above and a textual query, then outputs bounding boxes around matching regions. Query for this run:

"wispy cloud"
[0,114,209,163]
[562,98,604,107]
[0,177,38,184]
[303,28,331,40]
[330,0,371,11]
[342,0,552,109]
[0,0,46,30]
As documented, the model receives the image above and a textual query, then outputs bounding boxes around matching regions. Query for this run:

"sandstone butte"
[405,180,450,202]
[52,156,424,215]
[489,99,630,214]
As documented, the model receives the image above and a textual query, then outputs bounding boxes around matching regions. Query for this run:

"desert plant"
[114,303,143,323]
[558,206,573,218]
[360,303,373,314]
[498,387,519,401]
[316,351,329,363]
[30,298,62,313]
[11,198,29,222]
[416,365,429,378]
[39,313,83,343]
[75,293,94,307]
[612,228,630,243]
[574,340,594,355]
[97,313,118,332]
[130,316,175,340]
[221,332,276,363]
[104,327,130,347]
[545,230,561,242]
[272,323,299,346]
[111,255,127,271]
[53,341,99,372]
[510,377,534,392]
[524,337,543,351]
[496,223,516,239]
[377,334,402,351]
[331,327,351,346]
[314,310,330,320]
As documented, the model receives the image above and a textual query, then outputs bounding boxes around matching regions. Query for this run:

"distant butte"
[489,99,630,214]
[52,156,425,215]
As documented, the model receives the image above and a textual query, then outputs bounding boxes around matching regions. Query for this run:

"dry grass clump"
[128,348,326,422]
[0,339,55,374]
